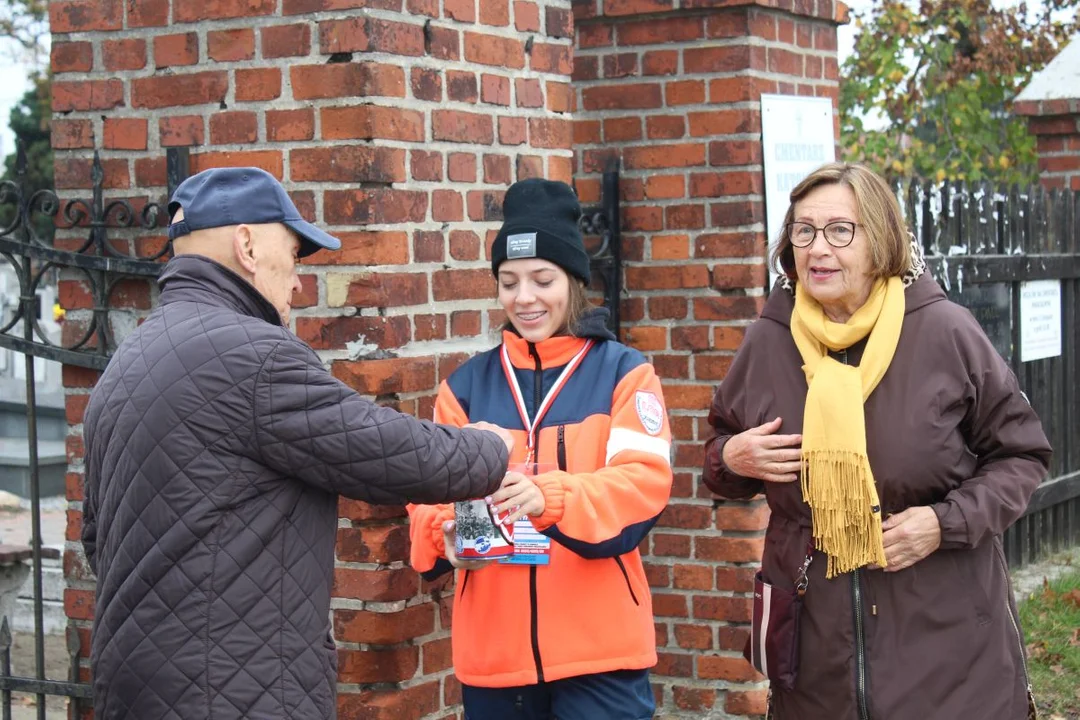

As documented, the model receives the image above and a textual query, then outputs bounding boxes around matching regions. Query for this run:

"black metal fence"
[898,179,1080,567]
[579,169,622,336]
[0,144,185,718]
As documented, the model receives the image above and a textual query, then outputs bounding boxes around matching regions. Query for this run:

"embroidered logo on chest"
[634,391,664,436]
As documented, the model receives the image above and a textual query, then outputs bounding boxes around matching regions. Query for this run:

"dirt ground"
[0,503,66,549]
[8,632,71,719]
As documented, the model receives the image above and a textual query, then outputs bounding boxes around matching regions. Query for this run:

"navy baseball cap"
[167,167,341,258]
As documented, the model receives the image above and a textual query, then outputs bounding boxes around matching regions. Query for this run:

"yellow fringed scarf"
[791,276,904,578]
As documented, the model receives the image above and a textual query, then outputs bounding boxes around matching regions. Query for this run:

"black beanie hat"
[490,178,591,284]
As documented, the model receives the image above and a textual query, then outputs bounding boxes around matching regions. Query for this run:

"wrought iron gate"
[899,179,1080,567]
[580,169,623,336]
[0,144,187,717]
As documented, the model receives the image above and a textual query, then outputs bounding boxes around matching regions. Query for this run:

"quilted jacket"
[82,255,509,720]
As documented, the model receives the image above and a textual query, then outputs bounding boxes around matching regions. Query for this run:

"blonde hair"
[770,163,912,282]
[562,278,592,336]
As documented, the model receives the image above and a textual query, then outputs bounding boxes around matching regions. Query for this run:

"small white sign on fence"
[1019,279,1062,362]
[760,94,836,285]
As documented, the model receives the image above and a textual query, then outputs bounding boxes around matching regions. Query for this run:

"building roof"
[1017,34,1080,103]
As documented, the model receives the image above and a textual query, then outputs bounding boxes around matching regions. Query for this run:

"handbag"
[743,544,814,691]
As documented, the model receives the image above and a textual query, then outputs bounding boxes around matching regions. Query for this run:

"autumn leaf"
[1062,589,1080,609]
[1041,577,1056,602]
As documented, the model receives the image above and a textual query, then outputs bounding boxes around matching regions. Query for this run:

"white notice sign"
[760,95,836,285]
[1019,280,1062,362]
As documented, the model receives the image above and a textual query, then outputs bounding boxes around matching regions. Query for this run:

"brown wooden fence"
[896,179,1080,567]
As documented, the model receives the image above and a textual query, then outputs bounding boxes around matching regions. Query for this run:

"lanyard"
[500,339,594,466]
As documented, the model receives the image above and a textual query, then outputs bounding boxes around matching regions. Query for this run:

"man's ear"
[233,225,258,275]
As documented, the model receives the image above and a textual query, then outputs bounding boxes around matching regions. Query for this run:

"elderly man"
[82,167,512,720]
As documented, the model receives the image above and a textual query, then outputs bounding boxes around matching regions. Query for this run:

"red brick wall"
[571,0,841,714]
[1015,98,1080,191]
[53,0,573,716]
[52,0,842,716]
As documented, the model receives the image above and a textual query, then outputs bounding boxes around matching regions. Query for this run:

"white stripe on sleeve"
[605,427,672,466]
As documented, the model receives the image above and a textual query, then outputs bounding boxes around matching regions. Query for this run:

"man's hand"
[465,421,514,455]
[489,471,545,526]
[442,521,498,570]
[881,506,942,572]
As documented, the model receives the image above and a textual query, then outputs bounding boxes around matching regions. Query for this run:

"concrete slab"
[0,505,67,635]
[0,439,67,465]
[0,440,68,498]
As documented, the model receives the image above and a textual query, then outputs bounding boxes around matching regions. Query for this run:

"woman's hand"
[489,471,545,526]
[881,507,942,572]
[722,417,803,483]
[464,421,515,455]
[442,520,498,571]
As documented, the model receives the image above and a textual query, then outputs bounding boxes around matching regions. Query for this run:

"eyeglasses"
[785,221,858,248]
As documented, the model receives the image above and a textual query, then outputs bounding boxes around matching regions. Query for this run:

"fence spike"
[0,617,10,650]
[13,141,27,180]
[91,151,104,187]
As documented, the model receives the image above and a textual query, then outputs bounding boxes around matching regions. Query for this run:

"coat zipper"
[526,342,545,683]
[852,569,871,720]
[529,565,543,683]
[528,342,543,472]
[997,549,1034,707]
[557,425,567,473]
[836,347,872,720]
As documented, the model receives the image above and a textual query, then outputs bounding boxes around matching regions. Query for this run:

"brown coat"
[703,273,1051,720]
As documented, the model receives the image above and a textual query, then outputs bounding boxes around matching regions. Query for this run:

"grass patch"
[1018,570,1080,719]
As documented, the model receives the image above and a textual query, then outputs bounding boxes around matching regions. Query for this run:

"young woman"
[408,178,673,720]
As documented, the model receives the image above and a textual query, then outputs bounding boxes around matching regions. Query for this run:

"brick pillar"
[1014,97,1080,191]
[62,365,103,701]
[50,0,573,716]
[56,272,160,698]
[570,1,842,715]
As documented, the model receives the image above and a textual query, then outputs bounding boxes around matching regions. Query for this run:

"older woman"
[703,163,1051,720]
